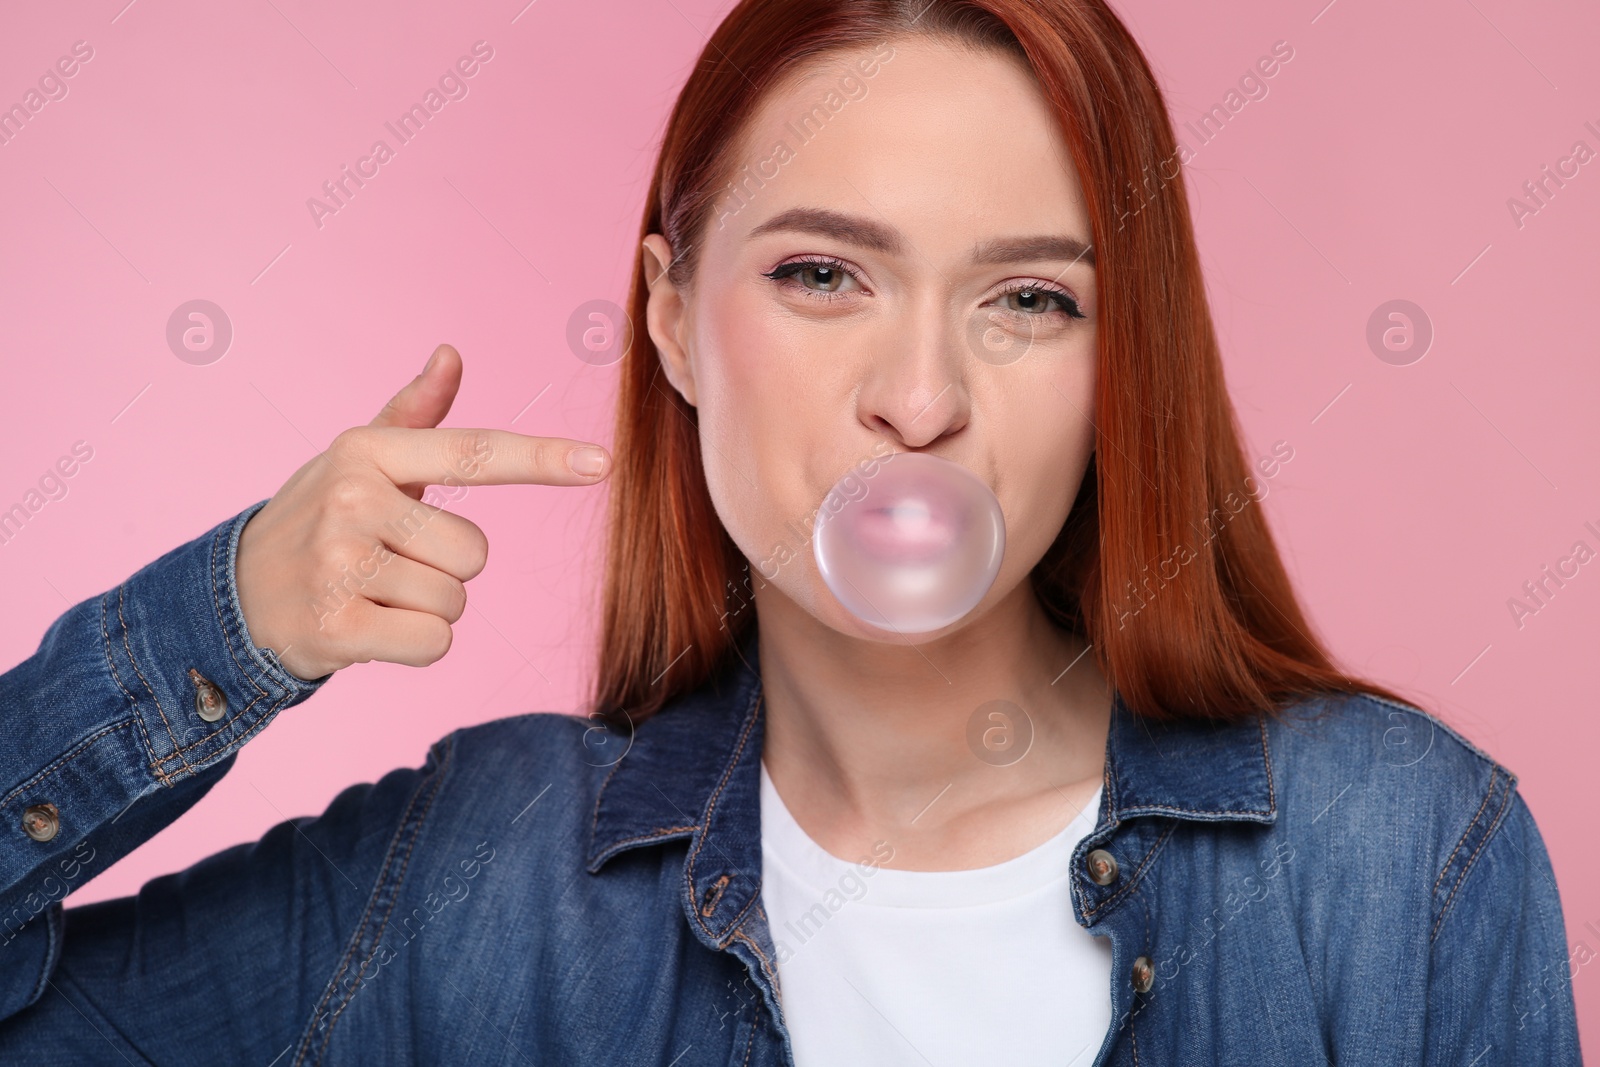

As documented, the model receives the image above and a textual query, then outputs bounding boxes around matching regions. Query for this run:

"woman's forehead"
[714,39,1089,262]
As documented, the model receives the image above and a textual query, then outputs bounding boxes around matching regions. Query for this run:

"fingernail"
[567,446,605,476]
[423,346,442,374]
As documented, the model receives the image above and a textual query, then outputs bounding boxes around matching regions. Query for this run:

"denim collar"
[584,622,1277,940]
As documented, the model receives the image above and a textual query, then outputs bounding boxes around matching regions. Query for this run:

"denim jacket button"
[22,802,60,843]
[190,669,227,723]
[1131,955,1154,993]
[1086,848,1119,885]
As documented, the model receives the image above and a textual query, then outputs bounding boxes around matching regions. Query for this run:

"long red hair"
[589,0,1410,727]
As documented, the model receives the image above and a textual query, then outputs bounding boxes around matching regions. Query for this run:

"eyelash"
[762,255,1087,320]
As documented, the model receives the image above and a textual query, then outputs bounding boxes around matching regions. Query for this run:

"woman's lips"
[845,495,963,565]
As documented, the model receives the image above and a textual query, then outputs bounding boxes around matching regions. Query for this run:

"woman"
[0,0,1581,1063]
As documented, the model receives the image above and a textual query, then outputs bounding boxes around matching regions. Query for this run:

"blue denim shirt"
[0,500,1583,1065]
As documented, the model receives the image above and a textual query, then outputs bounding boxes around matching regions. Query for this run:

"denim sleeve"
[1424,789,1583,1065]
[0,498,333,1021]
[0,740,450,1064]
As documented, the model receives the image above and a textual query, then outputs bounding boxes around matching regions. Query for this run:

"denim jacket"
[0,499,1583,1065]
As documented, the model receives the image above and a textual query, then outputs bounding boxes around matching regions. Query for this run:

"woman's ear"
[641,234,697,407]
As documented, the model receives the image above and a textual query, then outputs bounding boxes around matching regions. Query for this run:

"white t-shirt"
[758,759,1113,1066]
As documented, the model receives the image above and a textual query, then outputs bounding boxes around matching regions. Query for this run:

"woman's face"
[644,34,1098,642]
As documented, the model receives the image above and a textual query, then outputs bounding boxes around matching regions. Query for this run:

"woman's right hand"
[235,343,611,682]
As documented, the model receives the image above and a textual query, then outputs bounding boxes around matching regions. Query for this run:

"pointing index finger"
[360,427,611,489]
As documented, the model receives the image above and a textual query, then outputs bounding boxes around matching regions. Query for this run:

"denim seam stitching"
[296,868,396,1067]
[750,900,781,995]
[298,751,448,1067]
[1429,768,1506,941]
[150,686,295,783]
[292,736,454,1067]
[0,719,135,814]
[99,589,162,783]
[738,986,759,1067]
[598,826,701,861]
[702,872,732,917]
[210,507,277,705]
[756,902,787,1006]
[1430,767,1515,943]
[1129,885,1152,1064]
[686,683,764,942]
[146,680,295,782]
[23,902,63,1009]
[586,740,632,865]
[1258,714,1277,810]
[725,928,769,1067]
[745,908,777,998]
[1083,759,1121,923]
[1116,804,1273,818]
[145,521,277,767]
[1106,716,1275,820]
[1103,756,1118,817]
[114,583,193,777]
[732,926,777,987]
[1083,821,1177,919]
[1430,766,1497,898]
[172,514,275,746]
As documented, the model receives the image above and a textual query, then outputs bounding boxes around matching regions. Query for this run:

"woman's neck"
[753,579,1111,871]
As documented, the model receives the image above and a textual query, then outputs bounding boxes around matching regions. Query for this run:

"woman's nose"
[855,318,971,449]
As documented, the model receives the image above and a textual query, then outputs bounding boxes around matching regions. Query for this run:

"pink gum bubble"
[813,451,1006,634]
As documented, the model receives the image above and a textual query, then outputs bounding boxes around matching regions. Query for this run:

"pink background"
[2,0,1595,1045]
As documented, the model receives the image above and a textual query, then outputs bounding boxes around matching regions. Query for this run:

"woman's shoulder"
[1256,690,1576,1055]
[445,708,614,759]
[1264,689,1544,931]
[433,709,616,794]
[1260,687,1510,790]
[1266,688,1515,812]
[371,711,616,850]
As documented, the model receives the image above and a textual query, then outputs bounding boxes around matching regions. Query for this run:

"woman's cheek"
[1005,435,1088,558]
[693,329,802,572]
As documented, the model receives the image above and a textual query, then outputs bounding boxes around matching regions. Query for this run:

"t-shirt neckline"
[759,758,1103,909]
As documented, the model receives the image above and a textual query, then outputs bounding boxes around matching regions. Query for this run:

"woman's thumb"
[370,344,462,429]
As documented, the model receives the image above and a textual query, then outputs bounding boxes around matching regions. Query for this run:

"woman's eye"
[762,258,860,300]
[797,264,844,291]
[994,283,1086,320]
[762,261,1083,321]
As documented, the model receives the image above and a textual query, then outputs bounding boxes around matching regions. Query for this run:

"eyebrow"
[746,206,1095,269]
